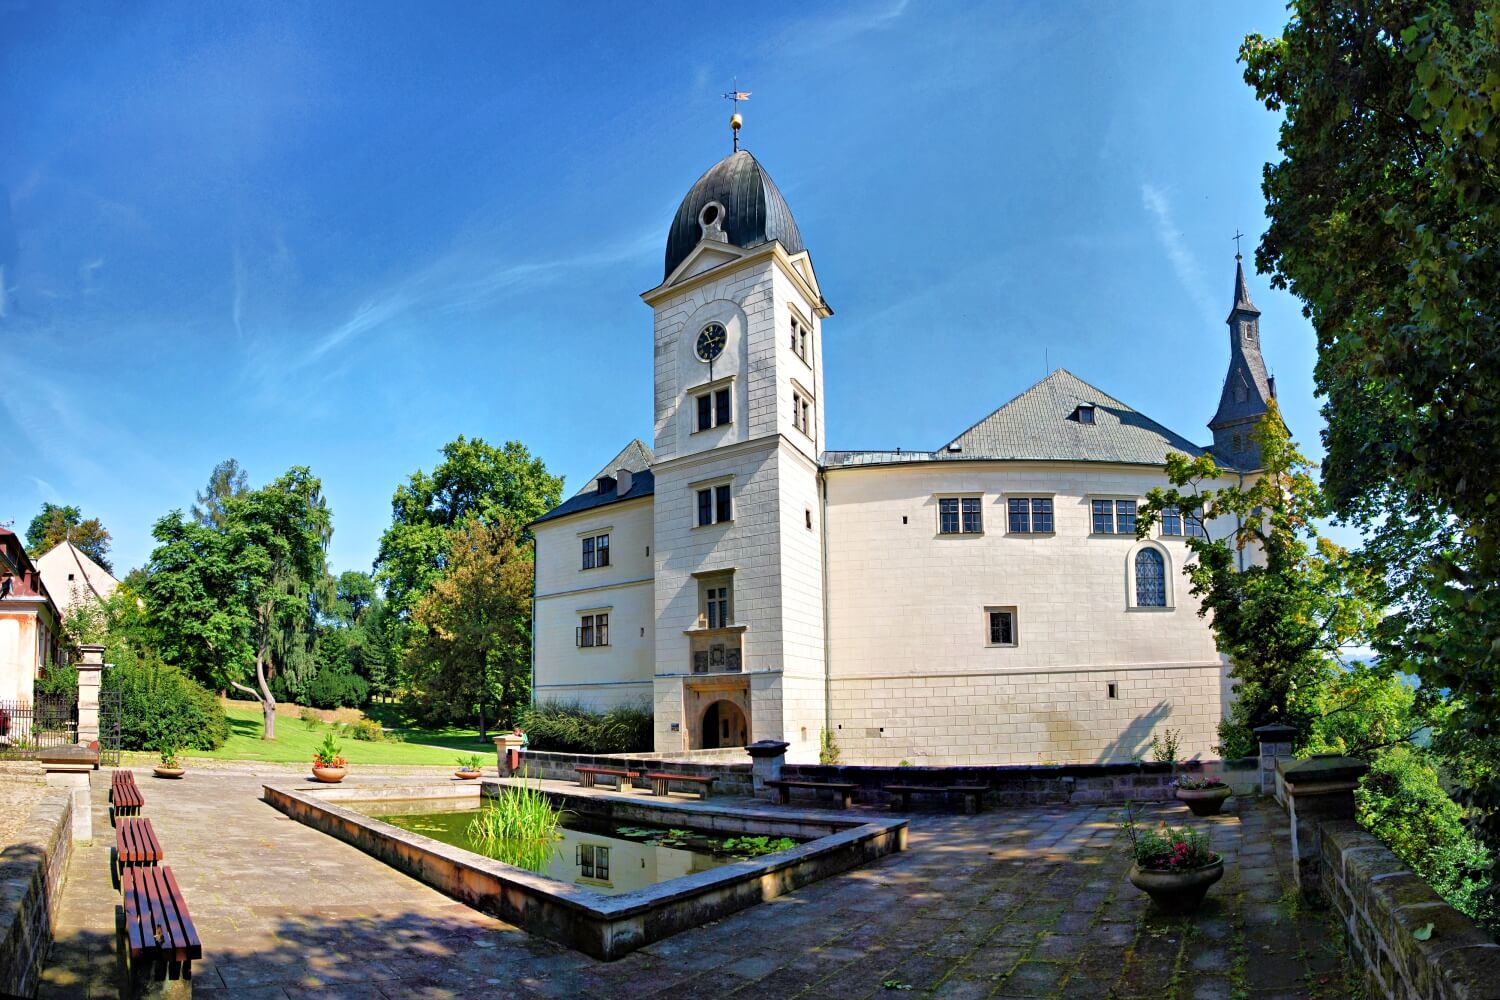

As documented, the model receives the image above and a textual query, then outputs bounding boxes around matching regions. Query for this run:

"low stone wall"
[1320,820,1500,1000]
[515,750,1258,806]
[0,786,73,998]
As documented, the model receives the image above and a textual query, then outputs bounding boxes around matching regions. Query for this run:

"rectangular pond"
[263,779,906,960]
[351,798,804,895]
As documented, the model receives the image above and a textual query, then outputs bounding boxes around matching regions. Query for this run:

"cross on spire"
[722,80,750,151]
[1232,229,1245,260]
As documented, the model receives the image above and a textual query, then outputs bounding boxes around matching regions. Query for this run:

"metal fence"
[0,695,78,759]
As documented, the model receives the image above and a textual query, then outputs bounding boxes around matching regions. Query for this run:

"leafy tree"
[1241,0,1500,868]
[191,458,249,529]
[375,436,562,625]
[1137,404,1382,752]
[146,467,330,739]
[404,515,532,739]
[25,502,113,573]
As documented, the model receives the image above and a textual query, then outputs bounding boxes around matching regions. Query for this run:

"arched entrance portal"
[700,699,748,749]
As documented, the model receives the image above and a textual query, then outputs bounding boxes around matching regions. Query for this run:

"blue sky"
[0,2,1327,576]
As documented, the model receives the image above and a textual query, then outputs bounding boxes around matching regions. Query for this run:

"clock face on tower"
[695,323,727,363]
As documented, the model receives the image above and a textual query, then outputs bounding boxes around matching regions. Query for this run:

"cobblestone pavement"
[38,768,1349,999]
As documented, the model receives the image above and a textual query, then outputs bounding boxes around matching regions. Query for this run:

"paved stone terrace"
[38,769,1350,999]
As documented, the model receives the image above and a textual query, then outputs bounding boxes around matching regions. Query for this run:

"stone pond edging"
[0,785,74,999]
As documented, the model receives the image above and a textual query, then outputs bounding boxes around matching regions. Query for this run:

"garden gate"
[98,688,123,767]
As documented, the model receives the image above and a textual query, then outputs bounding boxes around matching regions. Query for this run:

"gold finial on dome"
[722,80,750,152]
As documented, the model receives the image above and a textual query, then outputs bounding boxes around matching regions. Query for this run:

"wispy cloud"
[1141,183,1218,327]
[231,246,247,339]
[769,0,910,57]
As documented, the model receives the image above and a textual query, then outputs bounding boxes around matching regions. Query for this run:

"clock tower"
[640,147,832,760]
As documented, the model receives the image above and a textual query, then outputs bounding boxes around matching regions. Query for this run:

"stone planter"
[1175,784,1232,816]
[312,766,347,783]
[152,767,185,779]
[1129,859,1224,914]
[454,769,483,780]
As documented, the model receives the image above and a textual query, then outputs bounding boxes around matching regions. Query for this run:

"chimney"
[1267,375,1277,399]
[616,469,634,496]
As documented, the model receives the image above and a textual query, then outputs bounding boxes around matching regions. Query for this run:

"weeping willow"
[467,782,565,872]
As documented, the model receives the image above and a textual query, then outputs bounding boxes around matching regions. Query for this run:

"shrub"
[342,718,384,742]
[298,707,321,728]
[1357,746,1497,933]
[303,665,369,710]
[35,663,78,698]
[819,728,840,765]
[103,660,228,752]
[519,700,652,755]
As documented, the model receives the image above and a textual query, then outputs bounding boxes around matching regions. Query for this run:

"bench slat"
[150,866,190,961]
[160,866,203,960]
[122,869,149,959]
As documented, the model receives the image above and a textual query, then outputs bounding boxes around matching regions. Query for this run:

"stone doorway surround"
[684,674,750,751]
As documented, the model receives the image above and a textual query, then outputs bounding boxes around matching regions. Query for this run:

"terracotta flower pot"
[455,769,483,780]
[153,767,185,779]
[1175,784,1232,816]
[1129,859,1224,914]
[312,766,347,783]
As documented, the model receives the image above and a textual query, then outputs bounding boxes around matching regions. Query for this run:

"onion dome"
[663,150,804,280]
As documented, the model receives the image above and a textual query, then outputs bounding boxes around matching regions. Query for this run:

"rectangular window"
[938,496,983,534]
[705,586,729,629]
[578,844,610,880]
[696,484,732,526]
[1008,497,1054,534]
[790,312,811,363]
[581,533,609,569]
[1092,499,1138,534]
[939,497,960,534]
[1185,511,1207,539]
[578,613,609,647]
[694,385,732,432]
[987,608,1017,647]
[1161,505,1183,536]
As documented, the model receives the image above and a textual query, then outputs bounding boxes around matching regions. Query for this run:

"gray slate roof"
[824,369,1204,469]
[533,439,656,526]
[663,150,804,280]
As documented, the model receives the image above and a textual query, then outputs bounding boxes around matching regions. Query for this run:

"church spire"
[1209,253,1275,470]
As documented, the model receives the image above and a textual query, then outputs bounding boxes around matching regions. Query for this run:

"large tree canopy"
[1242,0,1500,865]
[26,503,113,573]
[145,466,330,739]
[192,458,249,529]
[404,515,533,739]
[374,436,562,621]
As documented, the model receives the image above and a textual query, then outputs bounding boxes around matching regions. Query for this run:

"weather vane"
[722,80,750,151]
[1232,229,1245,260]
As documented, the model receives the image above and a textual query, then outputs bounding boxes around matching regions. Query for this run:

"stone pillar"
[1281,753,1368,903]
[745,739,789,799]
[494,733,526,777]
[76,644,105,747]
[1254,723,1297,803]
[39,746,99,844]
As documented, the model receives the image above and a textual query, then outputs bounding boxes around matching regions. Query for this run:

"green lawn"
[182,706,493,766]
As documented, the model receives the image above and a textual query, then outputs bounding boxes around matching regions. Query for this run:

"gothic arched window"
[1135,548,1166,607]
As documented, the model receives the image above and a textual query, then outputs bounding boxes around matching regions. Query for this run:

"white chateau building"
[531,147,1277,766]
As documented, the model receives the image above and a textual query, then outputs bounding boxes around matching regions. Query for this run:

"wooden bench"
[121,864,201,995]
[764,778,857,809]
[884,784,989,814]
[114,817,164,885]
[645,772,715,800]
[574,766,639,791]
[111,770,144,825]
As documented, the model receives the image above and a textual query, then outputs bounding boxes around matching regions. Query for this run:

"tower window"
[790,311,811,364]
[696,483,733,527]
[938,496,983,535]
[694,385,732,432]
[791,383,814,437]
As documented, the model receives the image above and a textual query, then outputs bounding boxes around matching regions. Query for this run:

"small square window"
[1107,682,1118,699]
[986,608,1017,647]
